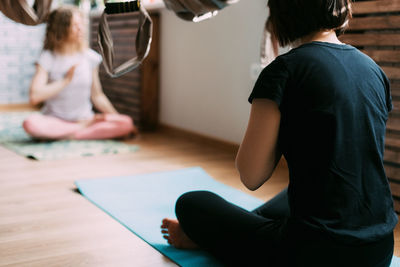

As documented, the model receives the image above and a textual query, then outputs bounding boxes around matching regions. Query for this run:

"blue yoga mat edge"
[74,166,225,266]
[75,166,261,266]
[75,178,183,267]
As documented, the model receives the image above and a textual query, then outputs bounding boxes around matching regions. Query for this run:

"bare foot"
[161,218,199,249]
[131,125,139,135]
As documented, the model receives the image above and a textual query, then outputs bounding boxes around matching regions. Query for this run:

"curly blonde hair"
[43,6,86,52]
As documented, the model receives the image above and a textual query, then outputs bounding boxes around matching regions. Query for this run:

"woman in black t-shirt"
[161,1,398,266]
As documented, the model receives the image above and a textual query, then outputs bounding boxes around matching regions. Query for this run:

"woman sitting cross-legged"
[161,0,398,266]
[23,6,137,140]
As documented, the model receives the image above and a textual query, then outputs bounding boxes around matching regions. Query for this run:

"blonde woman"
[23,6,137,140]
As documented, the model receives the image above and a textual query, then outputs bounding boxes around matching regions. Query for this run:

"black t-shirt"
[249,41,398,244]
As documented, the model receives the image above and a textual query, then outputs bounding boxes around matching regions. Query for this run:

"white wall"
[159,0,269,144]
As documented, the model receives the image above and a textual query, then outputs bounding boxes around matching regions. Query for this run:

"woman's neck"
[300,30,343,46]
[57,42,81,55]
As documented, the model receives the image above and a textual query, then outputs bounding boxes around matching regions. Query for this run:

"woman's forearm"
[30,78,69,105]
[90,68,118,114]
[92,93,118,114]
[30,65,76,106]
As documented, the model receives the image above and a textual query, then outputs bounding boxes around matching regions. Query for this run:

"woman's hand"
[30,64,77,105]
[64,65,77,84]
[266,19,279,58]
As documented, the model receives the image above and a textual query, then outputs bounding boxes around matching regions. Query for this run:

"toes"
[161,218,170,228]
[163,235,174,246]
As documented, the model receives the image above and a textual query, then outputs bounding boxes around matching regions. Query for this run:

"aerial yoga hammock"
[0,0,275,77]
[98,0,153,78]
[98,0,275,77]
[0,0,52,26]
[97,0,247,78]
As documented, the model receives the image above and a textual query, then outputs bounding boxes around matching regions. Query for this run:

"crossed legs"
[161,189,289,266]
[161,188,395,267]
[23,113,137,140]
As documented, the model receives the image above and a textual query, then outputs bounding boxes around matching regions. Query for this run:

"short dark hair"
[267,0,352,47]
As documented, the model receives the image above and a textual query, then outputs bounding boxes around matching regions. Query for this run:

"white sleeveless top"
[37,49,102,121]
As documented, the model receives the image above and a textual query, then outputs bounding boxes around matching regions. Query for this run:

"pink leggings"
[23,113,136,140]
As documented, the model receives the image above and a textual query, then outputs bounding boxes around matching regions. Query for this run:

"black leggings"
[175,189,394,267]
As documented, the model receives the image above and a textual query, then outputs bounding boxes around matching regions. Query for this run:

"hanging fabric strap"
[260,20,279,68]
[97,0,153,78]
[0,0,52,26]
[163,0,239,22]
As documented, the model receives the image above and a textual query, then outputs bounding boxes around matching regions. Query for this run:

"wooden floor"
[0,119,399,266]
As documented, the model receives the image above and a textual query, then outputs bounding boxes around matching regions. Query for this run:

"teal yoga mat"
[75,167,400,267]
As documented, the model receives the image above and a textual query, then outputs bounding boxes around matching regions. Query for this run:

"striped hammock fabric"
[0,0,52,26]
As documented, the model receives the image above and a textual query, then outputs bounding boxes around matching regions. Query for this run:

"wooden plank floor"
[0,120,398,266]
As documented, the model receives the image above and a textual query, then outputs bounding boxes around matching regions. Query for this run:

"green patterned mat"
[0,112,139,160]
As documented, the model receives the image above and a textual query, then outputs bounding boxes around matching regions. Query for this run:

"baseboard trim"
[159,124,240,154]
